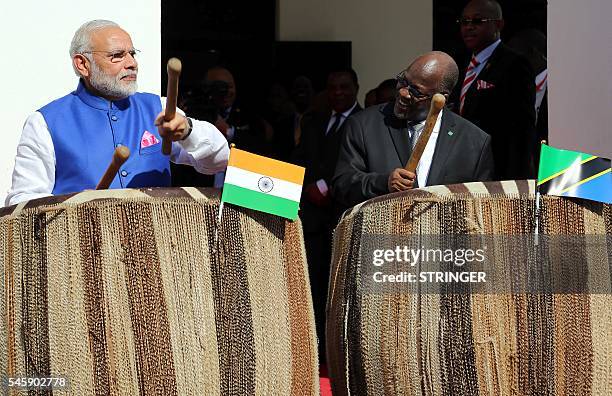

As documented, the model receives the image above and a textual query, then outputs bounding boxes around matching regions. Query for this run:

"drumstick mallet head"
[96,146,131,190]
[404,93,446,173]
[162,57,182,155]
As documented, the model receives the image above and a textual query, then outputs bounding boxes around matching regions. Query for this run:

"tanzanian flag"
[537,144,612,204]
[221,147,305,220]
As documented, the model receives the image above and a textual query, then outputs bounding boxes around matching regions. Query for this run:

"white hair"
[69,20,120,76]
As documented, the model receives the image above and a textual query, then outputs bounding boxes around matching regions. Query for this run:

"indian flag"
[221,148,305,220]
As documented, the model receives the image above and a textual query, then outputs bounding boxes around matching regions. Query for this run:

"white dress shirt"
[410,109,443,188]
[5,97,229,206]
[463,39,502,94]
[325,101,358,135]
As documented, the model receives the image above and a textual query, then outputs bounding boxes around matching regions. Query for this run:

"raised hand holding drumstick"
[388,93,446,192]
[158,58,189,155]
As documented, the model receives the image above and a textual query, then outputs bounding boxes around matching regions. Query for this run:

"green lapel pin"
[448,130,454,136]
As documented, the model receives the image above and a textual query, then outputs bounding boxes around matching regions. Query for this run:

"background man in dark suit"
[507,28,548,151]
[333,51,494,209]
[205,66,273,157]
[291,68,361,362]
[455,0,537,180]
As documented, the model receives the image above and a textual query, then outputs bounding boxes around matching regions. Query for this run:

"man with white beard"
[5,20,229,206]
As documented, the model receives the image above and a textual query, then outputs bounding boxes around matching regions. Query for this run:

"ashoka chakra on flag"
[258,176,274,193]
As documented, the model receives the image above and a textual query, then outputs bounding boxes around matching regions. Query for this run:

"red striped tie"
[459,56,480,115]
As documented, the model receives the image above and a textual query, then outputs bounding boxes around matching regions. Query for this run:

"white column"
[548,0,612,157]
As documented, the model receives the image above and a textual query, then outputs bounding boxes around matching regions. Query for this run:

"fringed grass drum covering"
[327,180,611,396]
[0,188,318,396]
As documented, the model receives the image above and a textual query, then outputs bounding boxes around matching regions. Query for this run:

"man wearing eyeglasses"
[5,20,229,206]
[332,51,494,209]
[455,0,537,181]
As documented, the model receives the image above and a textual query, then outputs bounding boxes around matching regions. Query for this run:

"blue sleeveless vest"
[39,81,170,195]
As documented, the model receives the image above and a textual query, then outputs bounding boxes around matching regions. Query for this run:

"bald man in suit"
[333,52,494,209]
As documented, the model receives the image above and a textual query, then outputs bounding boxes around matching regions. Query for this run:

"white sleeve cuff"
[316,179,329,196]
[172,119,229,174]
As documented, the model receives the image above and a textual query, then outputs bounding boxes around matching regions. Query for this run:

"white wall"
[278,0,432,104]
[0,1,160,206]
[548,0,612,157]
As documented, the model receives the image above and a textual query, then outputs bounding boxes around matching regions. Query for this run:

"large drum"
[327,180,611,396]
[0,188,318,395]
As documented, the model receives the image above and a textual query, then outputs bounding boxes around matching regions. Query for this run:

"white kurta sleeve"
[171,119,230,173]
[5,112,56,206]
[159,97,229,174]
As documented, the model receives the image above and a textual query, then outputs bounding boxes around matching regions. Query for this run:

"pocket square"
[140,130,160,148]
[476,80,496,90]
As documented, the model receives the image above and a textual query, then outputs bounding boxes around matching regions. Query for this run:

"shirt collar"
[331,101,358,119]
[222,106,233,118]
[473,39,501,64]
[75,79,131,111]
[412,109,443,133]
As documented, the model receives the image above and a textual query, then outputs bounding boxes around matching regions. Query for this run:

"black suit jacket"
[291,104,362,232]
[292,104,362,186]
[457,43,537,180]
[332,103,494,209]
[226,103,272,156]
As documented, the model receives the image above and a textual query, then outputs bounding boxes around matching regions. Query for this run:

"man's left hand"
[304,183,330,207]
[155,111,190,141]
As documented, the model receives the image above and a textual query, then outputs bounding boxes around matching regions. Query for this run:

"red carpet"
[319,365,333,396]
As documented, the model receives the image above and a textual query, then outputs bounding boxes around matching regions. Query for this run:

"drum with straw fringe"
[327,180,611,396]
[0,187,319,396]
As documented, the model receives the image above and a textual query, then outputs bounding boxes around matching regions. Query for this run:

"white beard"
[89,60,137,99]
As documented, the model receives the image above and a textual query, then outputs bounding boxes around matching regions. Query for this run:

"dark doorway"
[161,1,353,186]
[162,1,352,115]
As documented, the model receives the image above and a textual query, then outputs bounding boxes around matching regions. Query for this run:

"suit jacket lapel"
[478,43,505,80]
[325,103,362,140]
[427,109,457,186]
[382,103,411,167]
[319,113,332,140]
[464,43,504,113]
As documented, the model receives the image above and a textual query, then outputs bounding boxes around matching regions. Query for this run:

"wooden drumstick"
[404,93,446,172]
[162,57,182,155]
[96,146,130,190]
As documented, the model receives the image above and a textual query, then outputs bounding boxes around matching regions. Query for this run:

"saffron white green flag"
[221,148,305,220]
